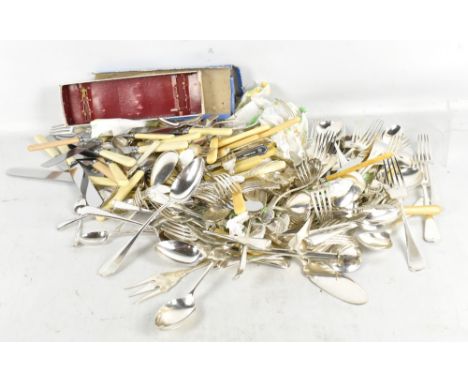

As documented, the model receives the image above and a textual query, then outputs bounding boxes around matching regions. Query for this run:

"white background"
[0,41,468,341]
[2,41,468,130]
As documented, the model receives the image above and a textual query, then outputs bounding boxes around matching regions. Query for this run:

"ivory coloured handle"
[404,205,443,217]
[89,176,118,187]
[149,141,189,152]
[218,125,271,148]
[27,137,79,152]
[232,189,246,215]
[207,137,219,165]
[243,160,286,178]
[189,127,233,136]
[233,147,277,173]
[33,135,61,158]
[108,163,129,186]
[134,133,174,140]
[224,134,261,150]
[164,132,201,143]
[326,152,393,181]
[92,161,115,181]
[99,150,137,168]
[258,117,301,139]
[101,170,144,211]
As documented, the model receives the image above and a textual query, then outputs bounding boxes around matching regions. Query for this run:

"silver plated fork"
[49,123,89,138]
[351,119,384,152]
[126,262,209,303]
[415,134,440,243]
[383,157,425,271]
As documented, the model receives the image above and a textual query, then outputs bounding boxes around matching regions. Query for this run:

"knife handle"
[99,150,136,168]
[101,171,144,211]
[258,117,301,138]
[138,140,189,153]
[89,176,117,187]
[189,127,233,136]
[404,204,442,217]
[242,160,286,179]
[92,161,115,181]
[28,137,79,151]
[326,152,393,181]
[134,133,174,140]
[33,135,61,157]
[218,125,271,148]
[224,134,261,150]
[232,189,246,215]
[108,163,129,186]
[206,137,219,165]
[233,147,277,173]
[165,132,201,143]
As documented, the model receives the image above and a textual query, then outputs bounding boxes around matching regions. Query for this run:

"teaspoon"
[155,262,214,329]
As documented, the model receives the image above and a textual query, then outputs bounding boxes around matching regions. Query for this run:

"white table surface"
[0,128,466,341]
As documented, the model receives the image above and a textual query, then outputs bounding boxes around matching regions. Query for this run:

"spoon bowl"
[170,157,205,202]
[150,151,179,186]
[155,240,206,264]
[154,262,214,329]
[356,231,392,250]
[155,294,196,329]
[80,230,109,245]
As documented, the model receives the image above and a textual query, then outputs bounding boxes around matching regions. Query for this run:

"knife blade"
[7,165,104,207]
[41,142,100,168]
[7,167,73,182]
[69,163,104,207]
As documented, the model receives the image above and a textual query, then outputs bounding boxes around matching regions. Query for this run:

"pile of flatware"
[17,82,442,329]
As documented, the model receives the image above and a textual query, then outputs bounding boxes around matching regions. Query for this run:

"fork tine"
[125,276,156,290]
[137,289,165,303]
[392,158,405,187]
[424,133,432,161]
[128,283,159,297]
[383,158,393,187]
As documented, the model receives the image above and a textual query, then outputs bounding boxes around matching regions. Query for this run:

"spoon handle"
[79,206,145,225]
[402,214,426,272]
[98,202,170,276]
[189,262,214,295]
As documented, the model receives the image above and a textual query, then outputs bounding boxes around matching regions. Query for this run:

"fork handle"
[33,135,61,157]
[27,137,79,151]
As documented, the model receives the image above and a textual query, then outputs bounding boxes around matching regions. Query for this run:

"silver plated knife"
[6,165,103,207]
[7,167,72,182]
[41,141,100,168]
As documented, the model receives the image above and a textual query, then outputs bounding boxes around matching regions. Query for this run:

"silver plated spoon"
[155,262,214,329]
[155,240,206,264]
[99,157,205,276]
